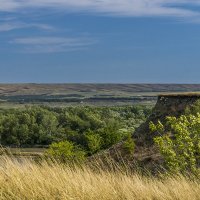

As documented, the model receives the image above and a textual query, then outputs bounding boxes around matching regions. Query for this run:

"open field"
[0,156,198,200]
[7,148,45,157]
[1,84,200,107]
[0,148,45,157]
[0,100,155,109]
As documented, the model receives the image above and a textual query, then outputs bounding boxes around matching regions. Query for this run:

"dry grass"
[0,156,198,200]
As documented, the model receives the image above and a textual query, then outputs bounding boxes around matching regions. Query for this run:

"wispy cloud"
[11,36,96,53]
[1,0,200,19]
[0,22,55,32]
[0,23,22,32]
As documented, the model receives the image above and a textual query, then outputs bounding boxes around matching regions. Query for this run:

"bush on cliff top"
[150,114,200,174]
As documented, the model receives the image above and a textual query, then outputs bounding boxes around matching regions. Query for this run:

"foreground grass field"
[0,156,199,200]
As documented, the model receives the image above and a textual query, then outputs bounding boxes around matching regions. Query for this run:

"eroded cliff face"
[134,94,200,144]
[152,94,200,118]
[100,94,200,170]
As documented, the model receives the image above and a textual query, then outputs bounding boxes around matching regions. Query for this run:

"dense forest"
[0,105,152,156]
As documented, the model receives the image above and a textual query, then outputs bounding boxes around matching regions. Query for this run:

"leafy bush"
[83,130,102,155]
[150,114,200,173]
[46,141,86,162]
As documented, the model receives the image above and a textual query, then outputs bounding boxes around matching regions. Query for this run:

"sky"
[1,1,200,83]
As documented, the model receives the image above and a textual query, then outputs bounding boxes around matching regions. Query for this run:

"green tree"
[99,120,123,149]
[17,124,29,146]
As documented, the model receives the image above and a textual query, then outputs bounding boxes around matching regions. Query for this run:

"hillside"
[1,84,200,96]
[99,93,200,171]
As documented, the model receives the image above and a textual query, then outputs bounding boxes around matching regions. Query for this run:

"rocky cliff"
[134,93,200,143]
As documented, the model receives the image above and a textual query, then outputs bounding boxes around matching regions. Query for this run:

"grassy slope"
[0,156,199,200]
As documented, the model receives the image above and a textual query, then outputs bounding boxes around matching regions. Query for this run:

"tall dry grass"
[0,156,198,200]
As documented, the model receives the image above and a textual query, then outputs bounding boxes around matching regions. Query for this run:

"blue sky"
[1,1,200,83]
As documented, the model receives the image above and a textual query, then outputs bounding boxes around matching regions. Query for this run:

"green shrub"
[84,130,102,155]
[150,114,200,173]
[46,141,86,162]
[123,133,135,155]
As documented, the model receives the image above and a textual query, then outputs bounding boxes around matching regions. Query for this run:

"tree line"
[0,105,152,156]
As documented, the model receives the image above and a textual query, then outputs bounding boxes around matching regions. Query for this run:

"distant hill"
[1,84,200,106]
[0,83,200,96]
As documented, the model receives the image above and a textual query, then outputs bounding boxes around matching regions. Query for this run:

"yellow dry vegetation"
[0,156,199,200]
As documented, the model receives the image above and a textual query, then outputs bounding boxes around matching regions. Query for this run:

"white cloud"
[0,22,55,32]
[11,36,96,53]
[0,0,200,19]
